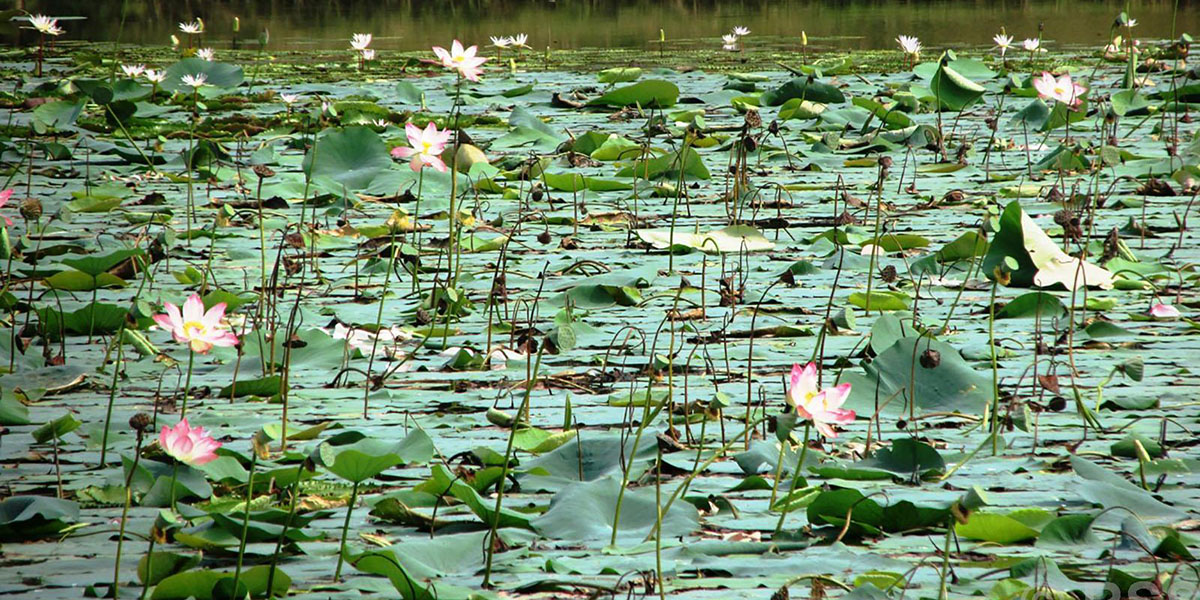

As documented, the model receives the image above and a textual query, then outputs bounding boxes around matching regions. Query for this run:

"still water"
[14,0,1200,52]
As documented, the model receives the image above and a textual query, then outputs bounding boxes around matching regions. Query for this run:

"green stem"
[112,434,144,599]
[988,279,1000,455]
[772,421,811,536]
[333,481,360,581]
[482,343,546,587]
[231,451,258,595]
[938,517,954,600]
[180,349,195,419]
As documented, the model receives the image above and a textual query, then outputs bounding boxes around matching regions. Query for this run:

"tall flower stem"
[230,451,258,595]
[180,349,195,419]
[411,171,425,293]
[772,422,811,536]
[111,429,145,599]
[447,74,463,289]
[363,199,406,416]
[332,481,360,581]
[988,278,1001,455]
[167,462,180,512]
[482,342,546,587]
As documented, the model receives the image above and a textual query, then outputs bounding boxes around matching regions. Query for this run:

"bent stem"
[772,421,811,536]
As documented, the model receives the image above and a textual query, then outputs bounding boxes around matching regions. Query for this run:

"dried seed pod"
[252,164,275,178]
[920,348,941,369]
[129,412,154,434]
[743,109,762,129]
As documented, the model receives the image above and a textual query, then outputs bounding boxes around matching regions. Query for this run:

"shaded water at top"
[11,0,1200,53]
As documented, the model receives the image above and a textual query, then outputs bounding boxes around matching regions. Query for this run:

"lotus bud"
[232,17,240,33]
[801,31,808,46]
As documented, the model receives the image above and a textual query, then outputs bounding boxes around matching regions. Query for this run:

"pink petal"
[823,408,857,424]
[202,302,227,328]
[181,294,205,323]
[152,313,176,332]
[421,121,440,143]
[815,421,838,439]
[1149,303,1181,318]
[425,156,448,173]
[392,146,417,159]
[405,122,423,148]
[821,382,852,411]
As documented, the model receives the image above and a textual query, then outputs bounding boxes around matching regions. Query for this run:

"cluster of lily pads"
[0,8,1198,600]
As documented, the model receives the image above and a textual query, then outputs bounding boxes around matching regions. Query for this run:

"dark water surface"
[10,0,1200,53]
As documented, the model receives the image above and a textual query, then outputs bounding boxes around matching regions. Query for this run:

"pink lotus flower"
[432,40,487,82]
[153,293,239,354]
[0,189,13,226]
[1148,303,1181,319]
[786,362,856,439]
[159,418,221,465]
[390,122,452,172]
[1033,72,1086,109]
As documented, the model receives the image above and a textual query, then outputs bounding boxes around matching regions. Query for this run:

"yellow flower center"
[183,321,207,339]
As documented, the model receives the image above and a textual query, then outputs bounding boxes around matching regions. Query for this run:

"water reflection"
[17,0,1200,51]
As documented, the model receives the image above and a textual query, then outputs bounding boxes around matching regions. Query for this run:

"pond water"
[21,0,1200,51]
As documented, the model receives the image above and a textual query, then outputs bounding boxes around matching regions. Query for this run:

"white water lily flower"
[490,36,512,49]
[732,26,750,36]
[181,73,208,88]
[1022,38,1043,52]
[511,33,530,48]
[144,69,166,83]
[196,47,214,61]
[360,48,376,61]
[329,322,412,356]
[179,20,203,35]
[351,33,372,51]
[29,15,64,36]
[722,33,739,45]
[1126,18,1138,28]
[279,92,300,104]
[121,64,146,78]
[993,33,1013,56]
[897,35,921,57]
